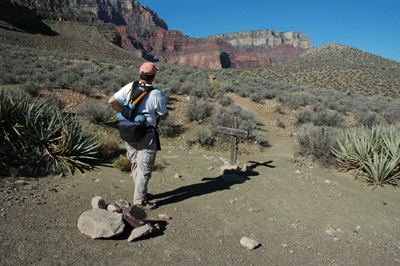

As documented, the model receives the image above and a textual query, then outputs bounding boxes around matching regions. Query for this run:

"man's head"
[139,62,158,83]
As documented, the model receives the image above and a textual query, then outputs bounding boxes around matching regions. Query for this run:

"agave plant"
[55,115,100,173]
[0,89,26,142]
[0,88,101,176]
[332,124,400,186]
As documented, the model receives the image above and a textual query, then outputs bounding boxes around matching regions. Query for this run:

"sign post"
[216,118,248,165]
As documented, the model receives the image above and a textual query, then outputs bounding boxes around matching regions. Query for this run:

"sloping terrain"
[247,44,400,99]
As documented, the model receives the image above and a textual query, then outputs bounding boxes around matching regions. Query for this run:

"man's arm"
[108,95,122,113]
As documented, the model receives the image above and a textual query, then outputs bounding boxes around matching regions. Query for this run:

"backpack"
[118,81,154,143]
[120,81,154,121]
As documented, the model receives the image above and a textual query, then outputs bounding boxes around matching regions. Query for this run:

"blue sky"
[139,0,399,62]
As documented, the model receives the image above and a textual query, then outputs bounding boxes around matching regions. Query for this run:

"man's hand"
[108,95,122,112]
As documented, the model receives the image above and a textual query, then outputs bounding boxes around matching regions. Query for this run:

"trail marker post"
[216,118,248,165]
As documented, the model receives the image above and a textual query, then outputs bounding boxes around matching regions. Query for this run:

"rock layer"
[11,0,312,68]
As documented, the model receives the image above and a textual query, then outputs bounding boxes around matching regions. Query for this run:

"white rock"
[240,237,260,250]
[158,214,171,220]
[220,164,241,175]
[77,209,125,239]
[91,196,107,209]
[127,223,158,242]
[115,199,130,209]
[107,204,122,213]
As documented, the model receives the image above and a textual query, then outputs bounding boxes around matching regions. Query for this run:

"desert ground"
[1,93,399,266]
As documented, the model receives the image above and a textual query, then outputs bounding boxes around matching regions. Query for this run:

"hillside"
[246,44,400,99]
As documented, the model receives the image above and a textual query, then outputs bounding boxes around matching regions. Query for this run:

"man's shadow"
[153,160,275,207]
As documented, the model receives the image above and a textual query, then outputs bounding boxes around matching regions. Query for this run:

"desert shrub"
[73,81,93,96]
[158,115,181,138]
[113,155,131,172]
[22,81,41,96]
[382,108,400,124]
[249,93,263,103]
[332,124,400,186]
[218,94,234,107]
[211,105,258,139]
[295,108,313,126]
[312,110,344,127]
[192,127,215,148]
[275,117,285,128]
[353,106,380,127]
[79,100,115,124]
[295,124,341,167]
[95,131,119,159]
[42,93,64,110]
[184,98,214,122]
[274,104,284,114]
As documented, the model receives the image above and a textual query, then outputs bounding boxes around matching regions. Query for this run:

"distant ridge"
[204,29,312,50]
[246,43,400,99]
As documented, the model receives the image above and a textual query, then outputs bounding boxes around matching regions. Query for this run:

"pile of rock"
[77,196,160,242]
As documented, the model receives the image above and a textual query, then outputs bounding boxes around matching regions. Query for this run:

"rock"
[208,166,214,171]
[295,170,302,174]
[158,214,171,220]
[325,228,336,236]
[220,163,242,175]
[115,199,130,209]
[127,223,158,242]
[325,180,338,186]
[174,173,181,179]
[249,207,264,212]
[91,196,107,209]
[380,201,387,206]
[107,204,122,213]
[123,205,147,228]
[244,164,254,173]
[240,237,260,250]
[77,209,125,239]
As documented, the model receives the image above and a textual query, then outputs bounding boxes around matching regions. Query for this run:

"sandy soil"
[1,94,400,266]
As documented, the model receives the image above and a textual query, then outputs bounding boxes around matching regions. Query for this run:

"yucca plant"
[332,124,400,186]
[0,88,101,176]
[0,89,26,142]
[55,115,100,174]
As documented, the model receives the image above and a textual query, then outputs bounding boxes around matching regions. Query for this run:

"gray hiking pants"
[125,130,157,205]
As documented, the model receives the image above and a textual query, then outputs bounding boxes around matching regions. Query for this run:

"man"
[108,62,168,210]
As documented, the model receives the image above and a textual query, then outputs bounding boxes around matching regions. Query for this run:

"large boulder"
[77,209,125,239]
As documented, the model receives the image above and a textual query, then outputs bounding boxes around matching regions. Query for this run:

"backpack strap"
[127,81,154,106]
